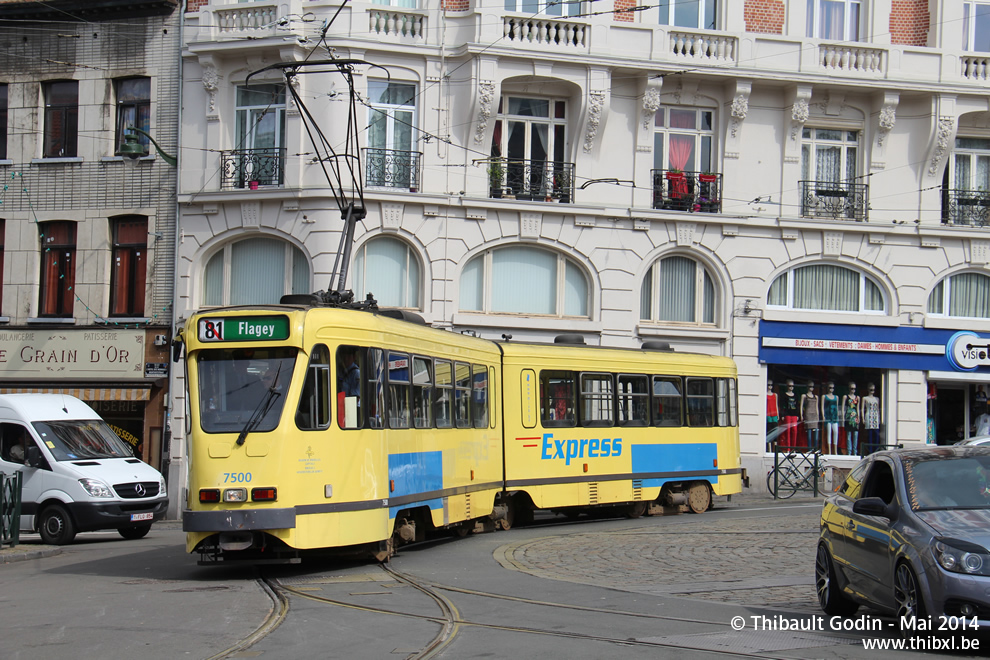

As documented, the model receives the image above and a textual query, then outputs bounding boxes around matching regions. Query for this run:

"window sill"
[0,159,12,166]
[0,317,9,324]
[26,317,76,324]
[30,157,84,164]
[101,155,156,163]
[452,312,602,333]
[97,317,150,325]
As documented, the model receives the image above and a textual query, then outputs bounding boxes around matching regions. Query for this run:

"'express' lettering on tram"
[540,432,622,465]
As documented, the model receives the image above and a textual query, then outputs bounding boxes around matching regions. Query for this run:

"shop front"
[0,328,170,471]
[759,322,990,456]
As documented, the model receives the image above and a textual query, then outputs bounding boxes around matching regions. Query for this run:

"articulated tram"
[180,303,740,563]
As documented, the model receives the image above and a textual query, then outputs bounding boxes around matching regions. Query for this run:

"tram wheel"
[686,483,712,514]
[624,502,647,518]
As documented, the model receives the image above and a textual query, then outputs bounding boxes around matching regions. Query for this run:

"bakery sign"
[0,329,146,379]
[947,331,990,371]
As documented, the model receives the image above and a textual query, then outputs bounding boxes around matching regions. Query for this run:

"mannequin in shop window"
[842,382,861,457]
[975,404,990,437]
[822,382,840,455]
[780,380,800,449]
[861,383,880,455]
[800,381,819,451]
[766,379,779,451]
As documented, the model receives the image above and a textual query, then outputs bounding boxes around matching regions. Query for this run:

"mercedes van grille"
[114,481,160,498]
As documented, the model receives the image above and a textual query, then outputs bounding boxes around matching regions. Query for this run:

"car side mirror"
[853,496,895,519]
[25,445,42,468]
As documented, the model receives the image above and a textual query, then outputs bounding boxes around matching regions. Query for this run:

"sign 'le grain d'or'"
[0,330,146,379]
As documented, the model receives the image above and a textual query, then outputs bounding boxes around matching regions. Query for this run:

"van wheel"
[118,525,152,540]
[38,505,76,545]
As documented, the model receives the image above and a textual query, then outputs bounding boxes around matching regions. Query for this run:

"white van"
[0,393,168,545]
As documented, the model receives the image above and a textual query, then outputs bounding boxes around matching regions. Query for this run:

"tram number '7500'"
[223,472,252,483]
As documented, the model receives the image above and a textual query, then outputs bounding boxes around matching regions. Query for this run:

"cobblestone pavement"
[496,508,822,614]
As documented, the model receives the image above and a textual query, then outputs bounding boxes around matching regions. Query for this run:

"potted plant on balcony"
[665,168,684,181]
[488,160,505,199]
[698,171,717,183]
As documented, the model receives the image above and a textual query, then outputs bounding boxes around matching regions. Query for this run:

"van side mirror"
[25,445,42,468]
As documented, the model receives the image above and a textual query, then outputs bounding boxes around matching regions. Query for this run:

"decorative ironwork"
[650,169,722,214]
[220,147,285,190]
[487,158,574,203]
[943,188,990,226]
[363,148,422,192]
[799,180,869,221]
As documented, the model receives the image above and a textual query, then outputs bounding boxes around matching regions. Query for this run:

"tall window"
[353,236,420,309]
[768,264,885,313]
[43,81,78,158]
[654,106,713,173]
[929,273,990,318]
[460,246,588,317]
[659,0,716,29]
[0,219,4,312]
[640,255,715,324]
[234,84,286,187]
[0,84,7,160]
[366,81,416,188]
[39,221,76,317]
[491,96,568,199]
[807,0,861,41]
[203,237,309,306]
[109,216,147,317]
[504,0,581,16]
[801,128,858,184]
[964,2,990,52]
[116,77,151,155]
[951,138,990,192]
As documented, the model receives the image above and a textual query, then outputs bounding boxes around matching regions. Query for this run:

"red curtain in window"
[668,134,694,171]
[0,219,4,312]
[39,222,76,316]
[111,217,147,316]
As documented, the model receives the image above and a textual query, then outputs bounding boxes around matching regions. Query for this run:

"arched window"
[460,246,588,317]
[353,236,421,309]
[640,255,716,324]
[928,273,990,318]
[768,264,885,313]
[203,237,309,306]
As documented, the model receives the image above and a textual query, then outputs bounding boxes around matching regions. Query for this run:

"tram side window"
[716,378,729,427]
[367,348,386,429]
[435,359,453,429]
[581,373,614,427]
[686,377,714,427]
[388,351,411,429]
[297,344,331,430]
[412,356,433,429]
[541,370,576,427]
[335,345,364,429]
[652,376,682,427]
[454,361,472,428]
[472,363,488,429]
[726,378,738,427]
[618,374,649,427]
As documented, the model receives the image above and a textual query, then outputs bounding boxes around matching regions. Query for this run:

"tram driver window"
[298,344,331,431]
[541,370,576,427]
[686,377,714,427]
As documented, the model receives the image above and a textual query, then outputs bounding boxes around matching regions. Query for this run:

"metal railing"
[769,445,827,499]
[487,158,575,203]
[1,471,22,548]
[650,169,722,213]
[363,148,423,192]
[799,180,869,221]
[220,147,285,190]
[943,188,990,227]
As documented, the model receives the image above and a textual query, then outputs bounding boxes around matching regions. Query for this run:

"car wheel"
[815,543,859,616]
[118,525,152,540]
[38,504,76,545]
[894,561,926,625]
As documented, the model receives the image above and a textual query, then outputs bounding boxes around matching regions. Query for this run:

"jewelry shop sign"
[0,329,145,379]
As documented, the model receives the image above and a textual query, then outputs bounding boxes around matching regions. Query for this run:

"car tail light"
[252,487,277,502]
[199,489,220,503]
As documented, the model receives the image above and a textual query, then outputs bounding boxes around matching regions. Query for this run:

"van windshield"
[33,420,134,461]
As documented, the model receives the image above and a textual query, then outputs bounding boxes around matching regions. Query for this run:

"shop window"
[43,80,78,158]
[618,374,649,427]
[297,345,331,430]
[580,373,613,427]
[115,77,150,155]
[807,0,861,41]
[928,272,990,318]
[964,2,990,52]
[652,376,683,427]
[434,359,453,429]
[768,264,885,313]
[641,255,716,325]
[460,246,588,318]
[203,237,309,306]
[39,221,76,317]
[659,0,716,29]
[541,370,576,427]
[109,216,147,317]
[353,236,421,309]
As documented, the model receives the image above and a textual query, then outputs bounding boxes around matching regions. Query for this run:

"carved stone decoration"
[381,203,403,231]
[202,65,220,115]
[584,92,606,153]
[928,117,955,178]
[642,86,661,129]
[286,75,301,116]
[785,86,813,164]
[474,82,496,145]
[972,239,990,265]
[520,212,542,239]
[241,201,261,228]
[823,231,843,256]
[724,80,751,160]
[676,221,696,246]
[877,104,896,147]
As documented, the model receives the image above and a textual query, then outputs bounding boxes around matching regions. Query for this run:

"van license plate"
[130,513,153,522]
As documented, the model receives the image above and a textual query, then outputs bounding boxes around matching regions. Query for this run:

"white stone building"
[174,0,990,507]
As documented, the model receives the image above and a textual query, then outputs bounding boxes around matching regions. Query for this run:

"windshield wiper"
[236,364,283,446]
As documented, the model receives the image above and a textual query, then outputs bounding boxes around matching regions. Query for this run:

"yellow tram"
[180,304,741,563]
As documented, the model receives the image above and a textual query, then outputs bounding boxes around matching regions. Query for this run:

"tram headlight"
[223,488,248,503]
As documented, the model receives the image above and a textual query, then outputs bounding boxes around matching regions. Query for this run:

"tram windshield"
[197,347,297,433]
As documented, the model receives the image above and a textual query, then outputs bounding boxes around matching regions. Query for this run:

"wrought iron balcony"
[363,148,422,192]
[220,148,285,190]
[487,158,575,203]
[650,169,722,213]
[943,188,990,226]
[799,180,869,221]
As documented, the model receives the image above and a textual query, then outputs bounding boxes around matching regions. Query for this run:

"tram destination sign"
[198,316,290,342]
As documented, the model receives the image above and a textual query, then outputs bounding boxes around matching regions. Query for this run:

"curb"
[0,546,62,564]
